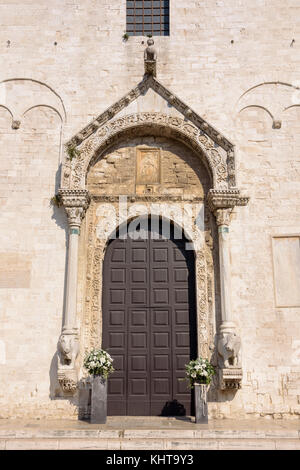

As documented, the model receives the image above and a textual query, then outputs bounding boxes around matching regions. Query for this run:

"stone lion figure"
[58,333,79,369]
[218,332,241,368]
[144,38,157,62]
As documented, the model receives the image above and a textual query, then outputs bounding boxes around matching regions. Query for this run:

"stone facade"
[0,0,299,420]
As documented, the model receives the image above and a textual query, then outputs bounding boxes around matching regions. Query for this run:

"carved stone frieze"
[82,202,215,362]
[195,249,210,357]
[207,188,249,213]
[62,113,231,191]
[61,74,238,192]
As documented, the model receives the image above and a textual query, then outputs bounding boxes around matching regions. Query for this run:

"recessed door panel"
[102,217,197,416]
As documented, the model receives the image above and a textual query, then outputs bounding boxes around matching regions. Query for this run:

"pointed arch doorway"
[102,216,197,416]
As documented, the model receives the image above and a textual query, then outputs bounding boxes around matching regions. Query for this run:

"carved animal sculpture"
[144,38,157,61]
[218,332,241,368]
[58,333,79,369]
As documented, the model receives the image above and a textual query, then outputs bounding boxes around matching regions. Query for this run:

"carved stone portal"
[57,73,249,396]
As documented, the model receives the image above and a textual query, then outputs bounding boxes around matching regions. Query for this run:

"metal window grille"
[126,0,170,36]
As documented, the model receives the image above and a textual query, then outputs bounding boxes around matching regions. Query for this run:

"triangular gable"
[67,75,233,153]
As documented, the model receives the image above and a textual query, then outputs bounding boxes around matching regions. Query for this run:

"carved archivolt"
[82,201,214,359]
[62,113,234,191]
[61,75,237,191]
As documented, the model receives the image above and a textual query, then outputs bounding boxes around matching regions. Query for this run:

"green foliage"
[65,144,80,161]
[123,32,129,41]
[50,193,62,207]
[84,348,114,378]
[185,358,215,388]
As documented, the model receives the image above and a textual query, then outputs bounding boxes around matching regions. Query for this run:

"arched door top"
[62,113,234,191]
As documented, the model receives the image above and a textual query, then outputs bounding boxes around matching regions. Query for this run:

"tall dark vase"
[90,375,107,424]
[194,383,208,424]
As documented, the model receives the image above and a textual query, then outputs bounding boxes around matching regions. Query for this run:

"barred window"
[126,0,170,36]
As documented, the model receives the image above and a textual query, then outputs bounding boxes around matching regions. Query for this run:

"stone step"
[0,427,299,450]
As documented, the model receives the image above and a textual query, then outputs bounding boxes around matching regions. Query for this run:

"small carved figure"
[144,38,157,62]
[58,333,79,369]
[218,332,241,368]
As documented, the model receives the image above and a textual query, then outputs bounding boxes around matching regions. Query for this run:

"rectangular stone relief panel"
[272,236,300,307]
[136,148,161,194]
[0,253,31,288]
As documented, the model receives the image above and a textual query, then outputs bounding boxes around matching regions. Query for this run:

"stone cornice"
[59,189,91,207]
[91,194,205,203]
[206,189,249,213]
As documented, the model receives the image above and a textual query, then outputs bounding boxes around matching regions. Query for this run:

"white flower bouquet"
[185,358,215,387]
[83,348,114,378]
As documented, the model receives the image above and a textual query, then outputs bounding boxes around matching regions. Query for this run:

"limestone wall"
[0,0,299,419]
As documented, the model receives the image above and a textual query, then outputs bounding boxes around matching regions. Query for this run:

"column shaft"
[64,227,80,331]
[218,226,233,328]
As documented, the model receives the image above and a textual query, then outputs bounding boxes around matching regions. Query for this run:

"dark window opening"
[126,0,170,36]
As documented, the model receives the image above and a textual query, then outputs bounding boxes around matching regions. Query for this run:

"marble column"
[207,189,249,389]
[57,189,90,395]
[215,208,235,336]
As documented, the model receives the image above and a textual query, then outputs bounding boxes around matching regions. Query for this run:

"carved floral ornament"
[60,73,241,193]
[62,113,233,192]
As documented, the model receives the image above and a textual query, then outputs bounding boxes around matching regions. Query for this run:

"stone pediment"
[67,75,233,152]
[61,75,242,193]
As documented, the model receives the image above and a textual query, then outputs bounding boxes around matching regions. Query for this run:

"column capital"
[58,189,91,228]
[215,208,233,227]
[206,188,249,227]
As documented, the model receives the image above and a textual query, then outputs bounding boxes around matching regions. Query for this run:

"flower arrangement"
[83,348,114,378]
[185,358,215,388]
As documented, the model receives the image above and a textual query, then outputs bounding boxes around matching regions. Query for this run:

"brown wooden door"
[102,217,197,416]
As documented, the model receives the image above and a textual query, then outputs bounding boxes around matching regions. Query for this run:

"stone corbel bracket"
[219,367,243,391]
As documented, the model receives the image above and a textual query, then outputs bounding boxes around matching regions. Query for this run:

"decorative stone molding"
[11,119,21,130]
[219,367,243,390]
[62,113,230,191]
[92,194,205,203]
[272,119,282,129]
[207,188,249,215]
[59,189,91,228]
[61,75,238,191]
[82,202,214,359]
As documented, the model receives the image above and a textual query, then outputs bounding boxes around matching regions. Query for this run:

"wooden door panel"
[103,217,197,416]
